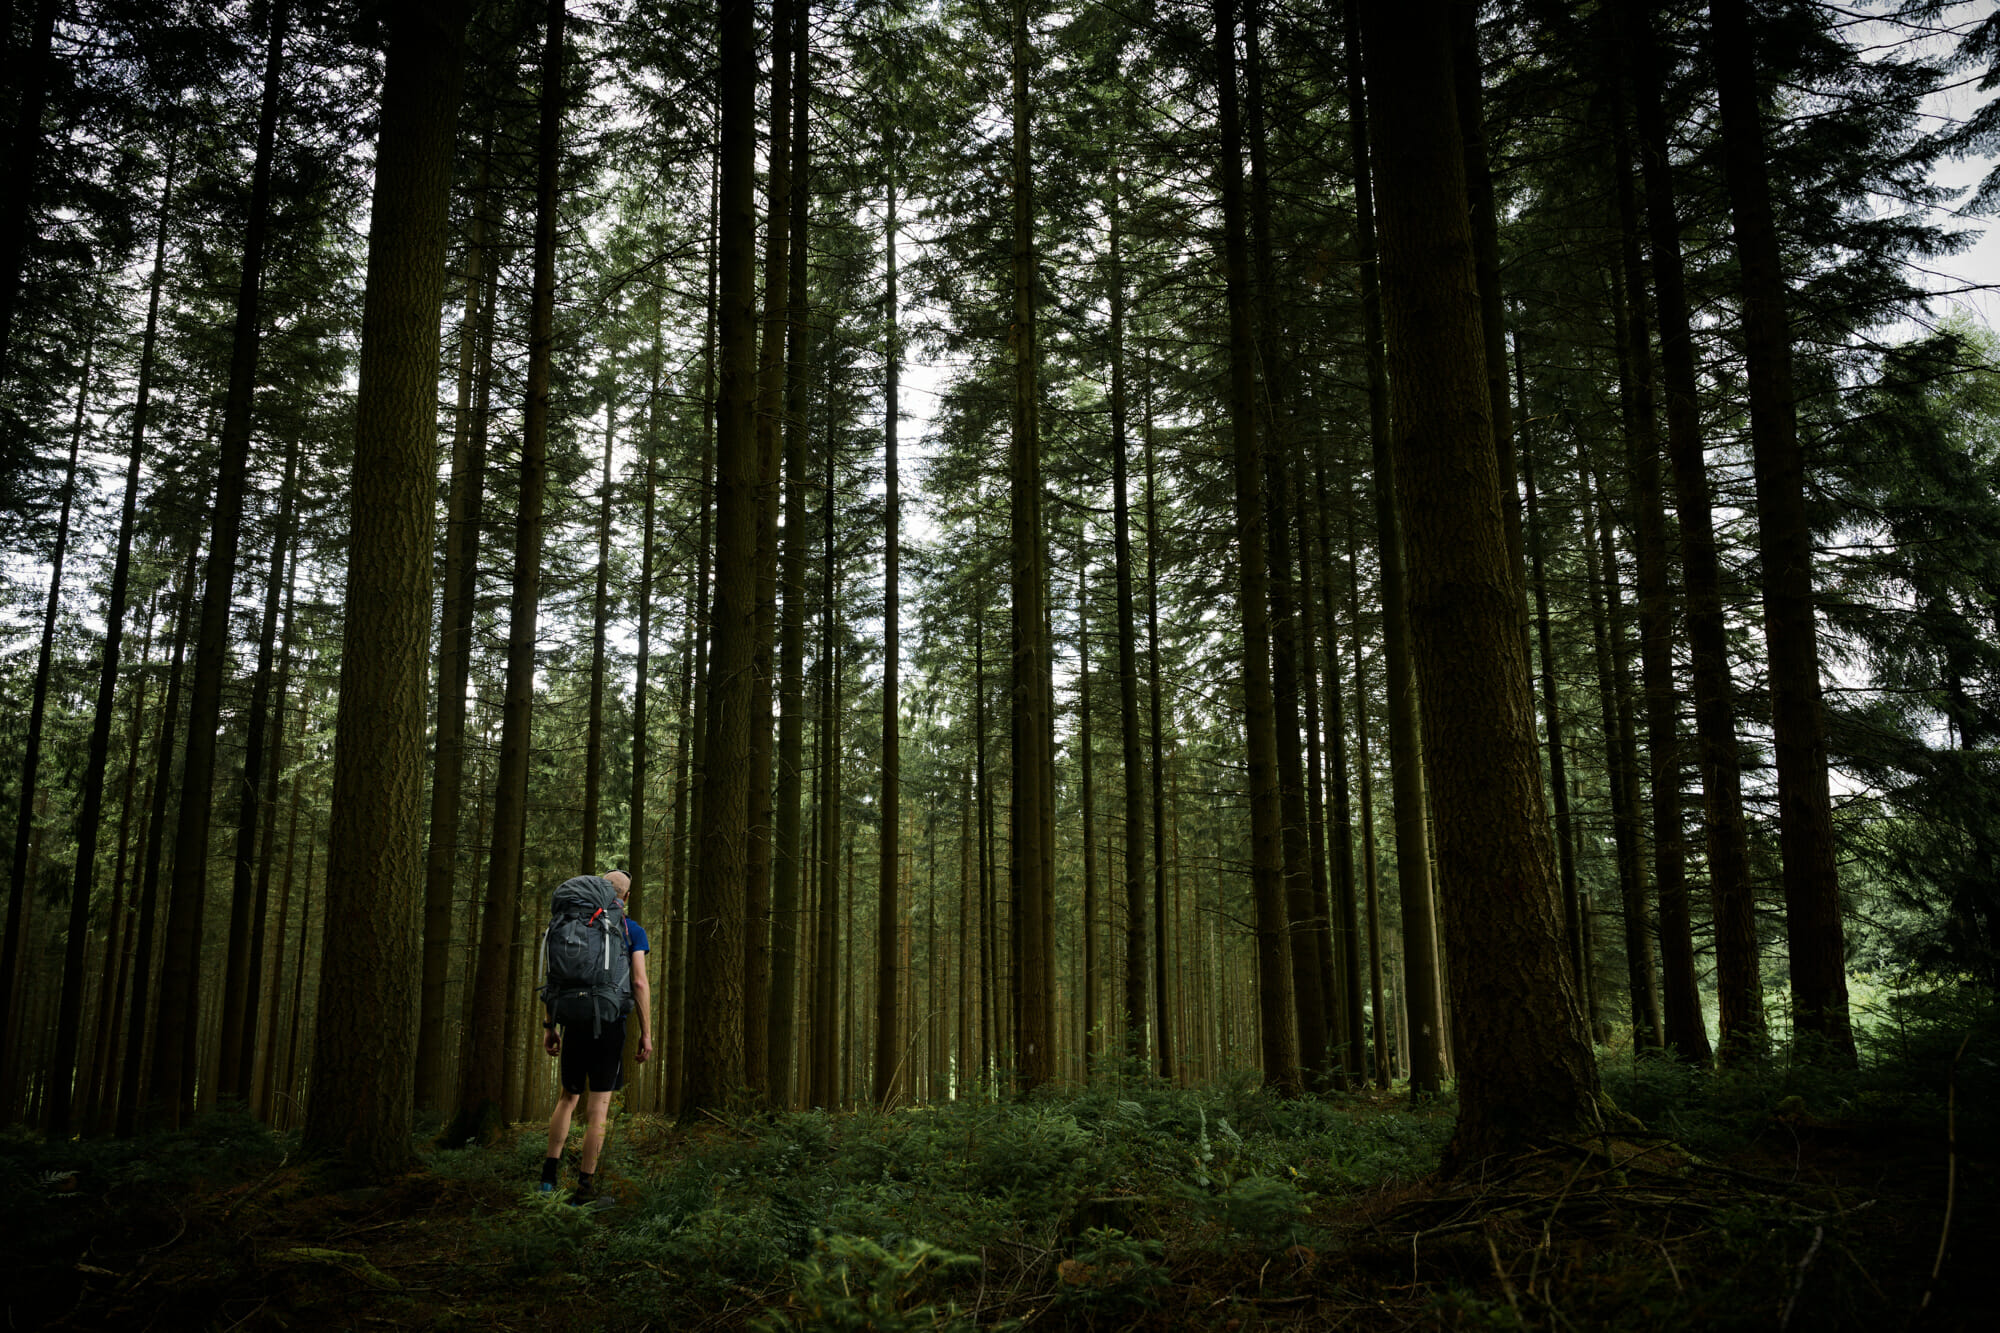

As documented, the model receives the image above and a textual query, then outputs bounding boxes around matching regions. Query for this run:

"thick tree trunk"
[685,0,759,1116]
[1362,0,1600,1162]
[302,0,470,1178]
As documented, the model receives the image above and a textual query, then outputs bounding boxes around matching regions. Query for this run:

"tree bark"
[1361,0,1601,1163]
[302,0,471,1178]
[685,0,759,1116]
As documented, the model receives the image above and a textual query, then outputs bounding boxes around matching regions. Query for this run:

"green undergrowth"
[457,1076,1457,1328]
[4,1000,1994,1330]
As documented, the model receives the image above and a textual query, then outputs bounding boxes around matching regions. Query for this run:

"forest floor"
[5,1038,1995,1332]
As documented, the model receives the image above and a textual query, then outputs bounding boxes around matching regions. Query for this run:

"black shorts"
[558,1016,627,1094]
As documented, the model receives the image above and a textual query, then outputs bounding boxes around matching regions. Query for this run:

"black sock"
[577,1171,594,1189]
[540,1157,560,1186]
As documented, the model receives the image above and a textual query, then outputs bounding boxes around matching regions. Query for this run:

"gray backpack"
[539,875,633,1037]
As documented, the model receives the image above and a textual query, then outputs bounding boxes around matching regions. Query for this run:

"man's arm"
[630,951,654,1062]
[543,1001,560,1056]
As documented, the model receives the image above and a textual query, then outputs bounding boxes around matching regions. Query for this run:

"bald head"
[604,870,630,900]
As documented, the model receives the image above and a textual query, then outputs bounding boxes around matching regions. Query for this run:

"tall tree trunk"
[1516,346,1589,1019]
[1345,506,1391,1088]
[1008,0,1056,1090]
[62,125,177,1131]
[220,430,301,1104]
[583,388,615,871]
[0,0,60,379]
[973,553,997,1093]
[456,0,563,1136]
[248,556,301,1118]
[876,108,903,1109]
[1626,0,1764,1061]
[1361,0,1601,1163]
[117,544,200,1136]
[1216,0,1298,1097]
[1140,407,1175,1086]
[1585,457,1663,1051]
[685,0,759,1116]
[1311,461,1367,1082]
[90,600,159,1130]
[420,125,497,1111]
[1344,0,1445,1095]
[1243,0,1325,1080]
[744,0,797,1103]
[627,305,662,1109]
[1107,165,1149,1067]
[302,0,470,1175]
[1077,546,1098,1065]
[155,0,292,1127]
[769,0,811,1104]
[1714,0,1852,1061]
[1448,0,1526,619]
[16,331,90,1126]
[1610,111,1710,1063]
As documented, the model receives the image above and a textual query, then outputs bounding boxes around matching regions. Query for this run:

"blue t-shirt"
[626,919,650,955]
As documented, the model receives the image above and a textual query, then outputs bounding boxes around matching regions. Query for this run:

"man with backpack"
[537,870,652,1205]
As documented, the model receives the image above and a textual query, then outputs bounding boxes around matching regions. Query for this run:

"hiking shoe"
[569,1181,615,1210]
[536,1181,556,1193]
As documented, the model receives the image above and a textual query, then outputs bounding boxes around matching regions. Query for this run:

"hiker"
[538,869,652,1205]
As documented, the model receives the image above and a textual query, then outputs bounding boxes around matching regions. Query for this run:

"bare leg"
[546,1088,580,1160]
[578,1089,615,1175]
